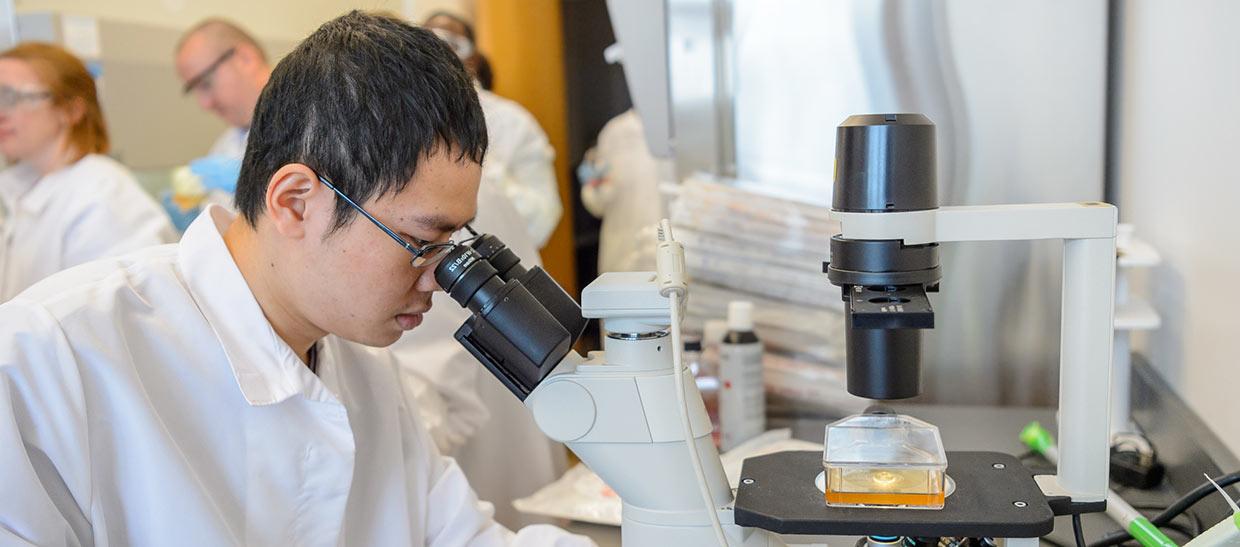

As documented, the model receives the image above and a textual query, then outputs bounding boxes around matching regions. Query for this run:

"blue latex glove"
[159,191,202,233]
[188,155,242,193]
[576,155,609,188]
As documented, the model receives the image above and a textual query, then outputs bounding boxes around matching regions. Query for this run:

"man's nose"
[415,264,443,293]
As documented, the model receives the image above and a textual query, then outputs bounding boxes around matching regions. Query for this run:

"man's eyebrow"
[414,214,477,234]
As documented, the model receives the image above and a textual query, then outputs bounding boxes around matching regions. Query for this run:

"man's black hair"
[234,10,488,231]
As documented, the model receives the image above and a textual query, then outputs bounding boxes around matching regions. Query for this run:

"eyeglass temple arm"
[316,175,419,255]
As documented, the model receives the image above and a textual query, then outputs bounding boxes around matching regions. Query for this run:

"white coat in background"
[203,127,248,210]
[478,88,562,249]
[0,153,176,302]
[209,126,249,159]
[580,109,674,273]
[0,205,593,547]
[392,180,567,529]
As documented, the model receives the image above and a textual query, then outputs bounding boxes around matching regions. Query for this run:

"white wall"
[14,0,416,41]
[11,0,477,40]
[1118,1,1240,457]
[5,0,474,170]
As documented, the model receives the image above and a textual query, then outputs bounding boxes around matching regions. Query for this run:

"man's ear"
[264,163,329,239]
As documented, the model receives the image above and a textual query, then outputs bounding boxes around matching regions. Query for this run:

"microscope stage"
[734,451,1058,538]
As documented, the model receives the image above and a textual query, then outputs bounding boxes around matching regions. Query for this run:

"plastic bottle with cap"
[719,301,764,451]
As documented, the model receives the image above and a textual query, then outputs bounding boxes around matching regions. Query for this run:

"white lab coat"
[0,153,176,302]
[393,181,566,529]
[202,126,248,210]
[478,89,562,249]
[209,126,249,159]
[580,110,673,273]
[0,205,593,547]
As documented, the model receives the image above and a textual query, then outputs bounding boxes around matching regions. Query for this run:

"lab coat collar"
[178,205,338,406]
[0,161,49,214]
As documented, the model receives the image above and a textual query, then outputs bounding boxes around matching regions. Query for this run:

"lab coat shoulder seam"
[22,253,174,315]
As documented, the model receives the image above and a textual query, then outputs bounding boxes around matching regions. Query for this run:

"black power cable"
[1130,502,1203,536]
[1150,471,1240,527]
[1073,514,1087,547]
[1158,522,1196,540]
[1087,471,1240,547]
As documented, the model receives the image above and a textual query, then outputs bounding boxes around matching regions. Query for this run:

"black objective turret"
[826,114,941,400]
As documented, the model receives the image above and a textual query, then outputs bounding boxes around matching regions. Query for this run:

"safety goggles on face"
[316,173,477,268]
[429,28,475,61]
[0,85,51,110]
[182,47,236,95]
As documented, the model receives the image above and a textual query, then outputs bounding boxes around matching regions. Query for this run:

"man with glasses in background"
[175,18,270,160]
[161,19,273,229]
[0,11,592,546]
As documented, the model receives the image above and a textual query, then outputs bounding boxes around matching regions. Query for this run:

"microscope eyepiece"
[432,234,588,400]
[468,234,526,280]
[436,245,498,309]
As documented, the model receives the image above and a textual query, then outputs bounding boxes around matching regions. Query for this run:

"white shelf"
[1115,297,1161,331]
[1118,237,1161,268]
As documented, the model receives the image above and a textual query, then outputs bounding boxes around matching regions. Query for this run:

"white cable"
[670,293,729,546]
[659,220,729,547]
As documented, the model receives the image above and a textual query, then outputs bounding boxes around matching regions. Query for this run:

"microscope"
[433,113,1120,546]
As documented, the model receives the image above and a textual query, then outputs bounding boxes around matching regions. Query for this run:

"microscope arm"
[522,346,786,546]
[831,202,1116,244]
[833,202,1118,505]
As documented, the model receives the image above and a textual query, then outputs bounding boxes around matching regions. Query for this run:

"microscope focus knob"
[529,379,596,442]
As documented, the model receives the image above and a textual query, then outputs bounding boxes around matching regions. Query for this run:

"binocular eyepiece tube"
[434,235,587,400]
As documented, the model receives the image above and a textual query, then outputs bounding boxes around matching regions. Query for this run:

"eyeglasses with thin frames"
[316,173,475,268]
[182,47,237,95]
[0,85,51,110]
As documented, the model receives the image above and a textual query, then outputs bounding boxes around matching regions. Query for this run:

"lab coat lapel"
[177,205,323,406]
[0,162,42,215]
[178,206,361,544]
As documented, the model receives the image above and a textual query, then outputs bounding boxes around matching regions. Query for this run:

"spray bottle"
[719,300,764,451]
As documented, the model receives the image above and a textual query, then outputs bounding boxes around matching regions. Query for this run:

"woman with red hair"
[0,42,173,301]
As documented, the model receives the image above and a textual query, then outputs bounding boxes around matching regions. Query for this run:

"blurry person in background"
[578,107,672,274]
[0,42,174,302]
[424,11,562,250]
[176,18,270,159]
[579,45,673,274]
[474,51,495,91]
[166,18,272,229]
[388,11,566,528]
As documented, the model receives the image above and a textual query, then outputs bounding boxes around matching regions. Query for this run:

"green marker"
[1020,422,1178,547]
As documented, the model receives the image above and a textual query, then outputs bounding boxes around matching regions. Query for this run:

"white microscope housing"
[526,271,776,546]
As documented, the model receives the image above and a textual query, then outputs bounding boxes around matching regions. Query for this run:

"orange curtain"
[476,0,577,296]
